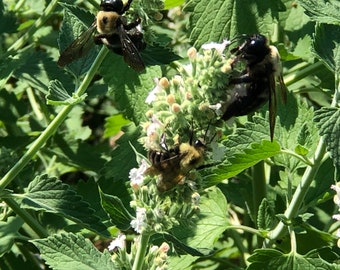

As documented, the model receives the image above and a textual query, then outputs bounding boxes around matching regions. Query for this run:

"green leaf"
[279,2,311,34]
[313,23,340,73]
[292,36,314,63]
[11,49,75,94]
[141,45,182,66]
[162,233,211,256]
[99,124,144,206]
[275,93,319,170]
[47,80,87,105]
[31,233,117,270]
[293,223,335,254]
[294,144,309,156]
[314,107,340,176]
[99,55,161,124]
[99,190,134,230]
[64,106,92,141]
[58,2,95,25]
[299,0,340,25]
[203,140,281,186]
[186,0,281,48]
[0,217,24,257]
[164,0,185,9]
[247,249,339,270]
[104,114,131,138]
[22,175,109,237]
[50,134,107,172]
[58,5,99,77]
[0,89,29,135]
[169,187,228,268]
[0,7,18,34]
[257,198,275,231]
[304,158,334,207]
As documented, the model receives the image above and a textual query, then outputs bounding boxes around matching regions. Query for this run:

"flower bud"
[159,77,169,88]
[166,94,176,105]
[187,47,197,59]
[171,103,181,113]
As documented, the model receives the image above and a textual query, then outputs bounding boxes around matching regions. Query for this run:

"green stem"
[226,225,265,238]
[132,233,151,270]
[265,60,338,246]
[252,161,267,222]
[252,161,267,247]
[7,0,59,54]
[280,149,314,166]
[284,61,324,87]
[265,134,327,246]
[289,225,297,253]
[26,87,44,121]
[0,47,108,191]
[3,198,48,238]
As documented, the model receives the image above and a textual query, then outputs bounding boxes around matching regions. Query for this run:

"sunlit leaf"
[313,23,340,74]
[299,0,340,25]
[31,233,116,270]
[22,175,109,237]
[314,107,340,176]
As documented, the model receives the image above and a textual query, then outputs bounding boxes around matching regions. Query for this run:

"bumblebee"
[57,0,145,72]
[145,134,206,192]
[222,34,287,141]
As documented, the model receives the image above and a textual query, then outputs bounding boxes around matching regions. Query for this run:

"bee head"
[100,0,125,13]
[231,34,271,65]
[193,140,206,151]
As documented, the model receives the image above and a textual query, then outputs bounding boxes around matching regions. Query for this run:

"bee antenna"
[203,120,217,145]
[229,34,248,44]
[203,121,211,142]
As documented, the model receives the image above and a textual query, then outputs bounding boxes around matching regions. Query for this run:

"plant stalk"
[265,137,326,246]
[0,47,108,191]
[132,233,151,270]
[7,0,59,54]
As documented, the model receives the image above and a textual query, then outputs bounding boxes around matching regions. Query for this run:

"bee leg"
[93,35,104,45]
[122,0,134,13]
[122,17,141,30]
[229,73,254,85]
[222,82,268,120]
[94,33,121,49]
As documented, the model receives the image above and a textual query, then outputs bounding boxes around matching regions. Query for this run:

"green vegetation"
[0,0,339,269]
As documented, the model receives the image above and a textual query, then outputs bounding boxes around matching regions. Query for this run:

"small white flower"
[191,192,200,206]
[202,39,231,55]
[182,63,193,75]
[146,78,162,104]
[129,160,149,188]
[108,233,126,251]
[331,184,340,207]
[336,229,340,238]
[130,207,147,233]
[333,214,340,221]
[159,242,170,253]
[150,245,159,253]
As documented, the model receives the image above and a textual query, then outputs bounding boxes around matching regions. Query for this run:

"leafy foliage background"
[0,0,340,269]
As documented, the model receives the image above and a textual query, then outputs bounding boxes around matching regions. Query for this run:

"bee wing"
[117,23,145,72]
[278,74,287,104]
[269,74,277,142]
[57,22,97,67]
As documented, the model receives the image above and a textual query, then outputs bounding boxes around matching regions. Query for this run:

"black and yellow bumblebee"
[57,0,145,72]
[145,134,206,192]
[222,34,287,141]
